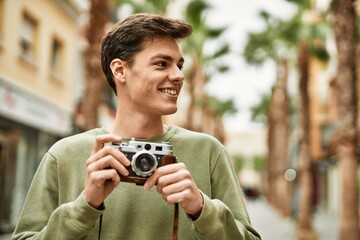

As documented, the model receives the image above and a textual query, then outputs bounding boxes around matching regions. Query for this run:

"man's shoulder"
[171,126,223,146]
[49,128,105,156]
[58,128,102,144]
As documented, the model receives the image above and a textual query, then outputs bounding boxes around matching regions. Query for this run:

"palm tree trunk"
[266,59,290,215]
[83,0,111,130]
[331,0,360,239]
[296,42,317,240]
[186,63,197,131]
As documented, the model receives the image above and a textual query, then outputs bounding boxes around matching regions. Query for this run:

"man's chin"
[163,107,178,116]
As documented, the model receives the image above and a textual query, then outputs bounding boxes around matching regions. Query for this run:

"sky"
[203,0,296,132]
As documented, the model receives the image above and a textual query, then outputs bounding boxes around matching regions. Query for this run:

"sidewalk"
[246,198,339,240]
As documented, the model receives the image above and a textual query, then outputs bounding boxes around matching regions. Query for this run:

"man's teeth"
[161,89,177,95]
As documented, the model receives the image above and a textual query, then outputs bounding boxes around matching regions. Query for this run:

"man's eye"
[156,62,167,67]
[178,64,184,70]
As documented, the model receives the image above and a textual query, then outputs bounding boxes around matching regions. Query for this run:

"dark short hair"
[101,13,193,94]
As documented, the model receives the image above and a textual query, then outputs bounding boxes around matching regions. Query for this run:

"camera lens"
[132,152,158,177]
[136,154,154,172]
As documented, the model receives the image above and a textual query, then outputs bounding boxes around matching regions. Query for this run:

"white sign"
[0,78,72,135]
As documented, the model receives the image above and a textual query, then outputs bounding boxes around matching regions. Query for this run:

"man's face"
[123,37,185,117]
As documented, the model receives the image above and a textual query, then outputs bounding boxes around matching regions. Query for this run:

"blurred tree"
[83,0,112,130]
[205,95,237,143]
[250,92,272,124]
[183,0,230,133]
[252,155,267,172]
[245,0,330,224]
[284,0,330,239]
[232,154,246,173]
[243,10,293,216]
[296,39,315,240]
[330,0,360,239]
[122,0,169,14]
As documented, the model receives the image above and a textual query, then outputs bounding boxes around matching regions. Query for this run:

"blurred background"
[0,0,359,239]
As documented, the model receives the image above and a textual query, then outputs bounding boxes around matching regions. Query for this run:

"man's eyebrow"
[151,54,185,63]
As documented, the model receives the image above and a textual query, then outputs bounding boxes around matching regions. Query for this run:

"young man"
[13,14,261,240]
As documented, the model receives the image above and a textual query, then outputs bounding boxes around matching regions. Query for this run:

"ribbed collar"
[96,125,176,143]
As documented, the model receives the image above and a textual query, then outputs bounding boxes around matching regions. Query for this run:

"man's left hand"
[144,162,204,219]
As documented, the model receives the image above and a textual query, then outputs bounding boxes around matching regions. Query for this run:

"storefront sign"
[0,77,72,135]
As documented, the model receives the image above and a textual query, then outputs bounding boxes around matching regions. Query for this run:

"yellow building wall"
[0,0,78,111]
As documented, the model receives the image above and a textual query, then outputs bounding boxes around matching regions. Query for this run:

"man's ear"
[110,58,126,83]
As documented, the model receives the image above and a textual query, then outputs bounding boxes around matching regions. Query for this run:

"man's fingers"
[87,155,129,177]
[87,145,130,166]
[91,134,122,154]
[88,168,121,184]
[143,163,185,190]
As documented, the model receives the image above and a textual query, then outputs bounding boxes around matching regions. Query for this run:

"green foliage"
[285,0,312,9]
[243,5,331,65]
[250,92,271,124]
[356,16,360,38]
[122,0,169,14]
[186,0,209,27]
[208,95,237,116]
[232,154,246,172]
[211,44,230,59]
[243,11,302,65]
[184,1,228,62]
[309,44,330,63]
[252,155,266,172]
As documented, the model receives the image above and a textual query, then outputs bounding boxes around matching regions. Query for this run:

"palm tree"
[243,10,295,216]
[205,95,237,143]
[83,0,112,130]
[296,40,316,240]
[330,0,360,239]
[284,2,316,239]
[282,1,329,238]
[250,92,272,125]
[183,0,230,132]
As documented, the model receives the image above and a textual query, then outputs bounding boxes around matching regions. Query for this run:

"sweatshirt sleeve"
[12,152,103,240]
[191,148,261,240]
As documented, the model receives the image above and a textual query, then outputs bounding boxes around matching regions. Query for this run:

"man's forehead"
[140,38,184,61]
[150,54,184,63]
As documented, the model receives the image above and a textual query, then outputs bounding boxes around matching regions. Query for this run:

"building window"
[50,37,63,77]
[20,13,37,61]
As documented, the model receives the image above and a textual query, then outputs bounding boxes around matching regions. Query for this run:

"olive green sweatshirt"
[12,126,261,240]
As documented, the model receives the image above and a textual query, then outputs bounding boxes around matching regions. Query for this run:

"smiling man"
[12,13,261,240]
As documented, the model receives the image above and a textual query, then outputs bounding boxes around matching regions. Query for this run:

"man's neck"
[107,114,166,139]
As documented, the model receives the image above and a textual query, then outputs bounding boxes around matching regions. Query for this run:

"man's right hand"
[84,134,130,208]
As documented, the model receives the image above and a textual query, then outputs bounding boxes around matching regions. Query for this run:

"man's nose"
[169,66,185,82]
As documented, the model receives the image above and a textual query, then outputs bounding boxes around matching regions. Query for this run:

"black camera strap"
[98,214,103,240]
[172,203,179,240]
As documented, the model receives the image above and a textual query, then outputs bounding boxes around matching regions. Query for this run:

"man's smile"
[159,88,179,96]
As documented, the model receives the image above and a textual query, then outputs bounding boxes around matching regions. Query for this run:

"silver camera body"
[112,138,175,185]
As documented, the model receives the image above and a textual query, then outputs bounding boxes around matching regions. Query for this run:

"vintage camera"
[112,138,176,185]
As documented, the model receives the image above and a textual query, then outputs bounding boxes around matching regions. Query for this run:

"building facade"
[0,0,79,233]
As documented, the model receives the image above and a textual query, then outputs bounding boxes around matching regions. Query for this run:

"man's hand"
[144,163,204,219]
[84,134,130,208]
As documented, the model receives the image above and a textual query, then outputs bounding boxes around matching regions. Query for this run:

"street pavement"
[246,197,339,240]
